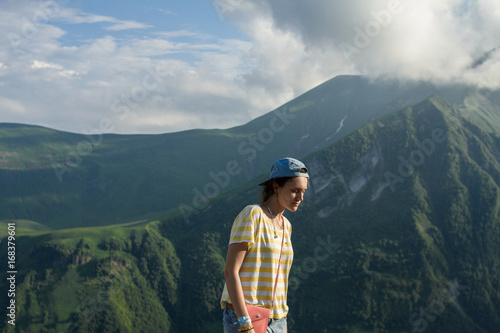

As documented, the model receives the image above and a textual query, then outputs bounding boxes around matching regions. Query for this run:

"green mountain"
[3,75,500,229]
[285,96,500,332]
[1,89,499,332]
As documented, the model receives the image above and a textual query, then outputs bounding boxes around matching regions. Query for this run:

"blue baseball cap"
[259,157,309,185]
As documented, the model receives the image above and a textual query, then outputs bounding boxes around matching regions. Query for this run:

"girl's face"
[276,177,308,212]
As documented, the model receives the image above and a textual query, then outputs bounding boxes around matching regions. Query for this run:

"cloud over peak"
[224,0,500,87]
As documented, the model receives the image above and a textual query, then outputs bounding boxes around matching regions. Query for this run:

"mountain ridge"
[3,75,500,229]
[1,94,500,332]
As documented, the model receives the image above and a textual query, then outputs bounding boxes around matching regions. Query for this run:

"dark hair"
[260,168,307,203]
[260,177,293,203]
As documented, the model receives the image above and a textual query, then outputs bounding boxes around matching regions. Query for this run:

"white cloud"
[31,60,62,70]
[227,0,500,88]
[104,20,152,31]
[154,8,177,16]
[0,1,254,134]
[50,7,152,31]
[1,0,499,135]
[0,97,26,115]
[29,60,79,79]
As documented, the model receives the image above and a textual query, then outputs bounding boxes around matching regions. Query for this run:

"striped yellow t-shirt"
[220,204,294,319]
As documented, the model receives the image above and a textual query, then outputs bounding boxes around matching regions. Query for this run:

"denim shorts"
[222,309,287,333]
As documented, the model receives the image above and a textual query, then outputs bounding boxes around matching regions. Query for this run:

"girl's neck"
[263,197,284,218]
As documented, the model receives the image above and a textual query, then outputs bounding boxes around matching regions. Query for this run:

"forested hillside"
[3,94,499,332]
[162,96,500,332]
[2,76,500,229]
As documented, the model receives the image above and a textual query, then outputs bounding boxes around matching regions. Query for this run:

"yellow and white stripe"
[220,204,294,319]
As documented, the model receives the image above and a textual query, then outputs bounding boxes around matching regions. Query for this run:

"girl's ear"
[272,181,279,194]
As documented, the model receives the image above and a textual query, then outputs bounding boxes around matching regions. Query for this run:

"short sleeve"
[285,217,292,236]
[228,205,257,247]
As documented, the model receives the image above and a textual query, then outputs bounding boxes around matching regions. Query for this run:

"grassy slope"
[0,220,52,237]
[0,125,250,229]
[0,220,180,333]
[4,76,498,230]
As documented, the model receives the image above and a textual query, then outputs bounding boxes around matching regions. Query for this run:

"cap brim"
[258,179,272,186]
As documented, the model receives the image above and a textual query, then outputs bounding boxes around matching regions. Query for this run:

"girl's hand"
[238,322,255,333]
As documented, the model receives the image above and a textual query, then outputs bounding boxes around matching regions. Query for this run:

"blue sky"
[0,0,499,134]
[59,0,248,46]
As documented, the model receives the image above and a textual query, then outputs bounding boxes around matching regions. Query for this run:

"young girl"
[220,157,309,333]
